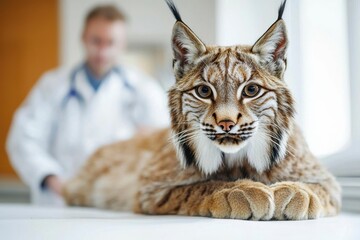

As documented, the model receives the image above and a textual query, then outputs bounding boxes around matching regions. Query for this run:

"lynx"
[63,0,341,220]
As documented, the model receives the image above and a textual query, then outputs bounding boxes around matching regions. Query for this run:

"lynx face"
[181,49,283,154]
[167,1,294,175]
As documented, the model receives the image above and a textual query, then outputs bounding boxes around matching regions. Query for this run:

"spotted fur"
[63,0,341,220]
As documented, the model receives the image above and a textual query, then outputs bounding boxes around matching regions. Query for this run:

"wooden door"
[0,0,59,177]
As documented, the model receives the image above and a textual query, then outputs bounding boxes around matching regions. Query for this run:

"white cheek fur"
[193,132,223,175]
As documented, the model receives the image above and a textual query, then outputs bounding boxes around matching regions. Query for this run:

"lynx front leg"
[136,180,275,220]
[271,180,341,220]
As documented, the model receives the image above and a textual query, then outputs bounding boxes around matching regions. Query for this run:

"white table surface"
[1,204,359,240]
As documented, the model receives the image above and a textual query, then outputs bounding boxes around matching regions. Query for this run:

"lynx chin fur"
[63,0,341,220]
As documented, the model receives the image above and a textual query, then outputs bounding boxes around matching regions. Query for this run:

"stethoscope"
[60,64,135,109]
[50,64,137,153]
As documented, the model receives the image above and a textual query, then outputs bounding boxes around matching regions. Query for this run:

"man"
[6,5,169,206]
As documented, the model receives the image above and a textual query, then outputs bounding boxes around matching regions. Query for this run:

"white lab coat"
[6,65,170,206]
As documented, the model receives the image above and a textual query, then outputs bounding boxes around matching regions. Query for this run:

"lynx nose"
[218,120,235,132]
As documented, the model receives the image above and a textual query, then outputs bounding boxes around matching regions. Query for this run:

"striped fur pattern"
[63,0,341,220]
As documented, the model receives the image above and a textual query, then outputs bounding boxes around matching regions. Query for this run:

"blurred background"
[0,0,359,211]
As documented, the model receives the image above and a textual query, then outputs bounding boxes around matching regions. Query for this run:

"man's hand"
[44,175,63,196]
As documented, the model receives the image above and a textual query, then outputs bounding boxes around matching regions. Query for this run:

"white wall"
[215,0,286,46]
[347,0,360,144]
[299,0,350,157]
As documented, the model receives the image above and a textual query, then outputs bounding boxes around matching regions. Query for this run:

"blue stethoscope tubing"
[61,64,135,109]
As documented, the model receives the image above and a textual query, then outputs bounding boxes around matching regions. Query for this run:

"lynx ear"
[171,22,206,77]
[166,0,206,78]
[251,1,288,79]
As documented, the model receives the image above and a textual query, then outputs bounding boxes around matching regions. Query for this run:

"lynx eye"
[243,84,260,98]
[196,85,212,99]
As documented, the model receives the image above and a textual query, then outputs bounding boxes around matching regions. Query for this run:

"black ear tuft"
[277,0,287,20]
[167,0,206,79]
[165,0,182,22]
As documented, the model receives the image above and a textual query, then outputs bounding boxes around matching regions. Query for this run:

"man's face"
[82,18,126,75]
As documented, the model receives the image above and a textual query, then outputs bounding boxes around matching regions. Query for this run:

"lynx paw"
[205,181,275,220]
[271,182,323,220]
